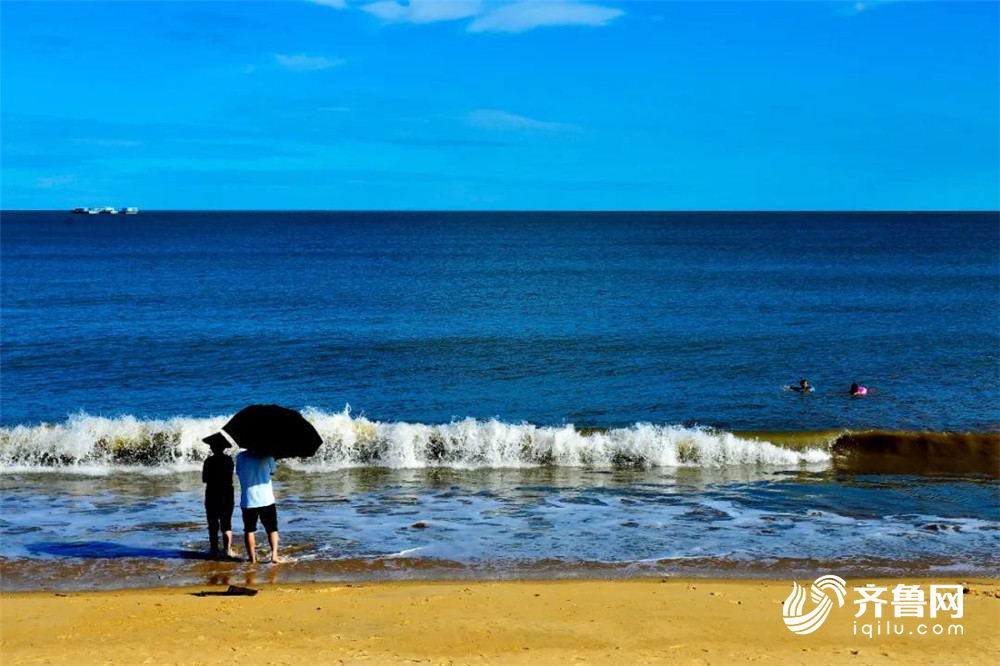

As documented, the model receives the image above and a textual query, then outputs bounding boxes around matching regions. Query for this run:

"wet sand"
[2,578,997,665]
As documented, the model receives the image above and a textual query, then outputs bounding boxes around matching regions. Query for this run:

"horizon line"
[3,209,999,214]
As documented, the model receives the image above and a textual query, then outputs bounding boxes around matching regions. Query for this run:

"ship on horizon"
[72,207,139,215]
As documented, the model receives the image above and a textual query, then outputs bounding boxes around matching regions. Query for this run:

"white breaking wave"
[0,408,831,473]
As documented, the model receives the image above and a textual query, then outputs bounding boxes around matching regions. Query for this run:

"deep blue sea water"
[1,211,997,590]
[2,211,997,430]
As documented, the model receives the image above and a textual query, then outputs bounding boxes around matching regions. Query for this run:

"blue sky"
[2,0,997,210]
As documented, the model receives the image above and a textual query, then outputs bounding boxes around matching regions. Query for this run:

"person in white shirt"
[235,450,280,563]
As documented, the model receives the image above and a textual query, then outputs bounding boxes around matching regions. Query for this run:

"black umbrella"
[202,404,322,459]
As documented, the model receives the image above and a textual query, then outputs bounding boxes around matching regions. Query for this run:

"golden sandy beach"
[2,577,997,665]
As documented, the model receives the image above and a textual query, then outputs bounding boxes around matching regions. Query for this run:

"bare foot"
[226,549,238,560]
[270,555,283,564]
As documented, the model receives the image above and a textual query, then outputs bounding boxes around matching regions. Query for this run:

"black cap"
[202,432,231,449]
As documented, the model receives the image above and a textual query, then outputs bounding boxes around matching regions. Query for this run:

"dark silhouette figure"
[786,379,813,393]
[202,441,236,558]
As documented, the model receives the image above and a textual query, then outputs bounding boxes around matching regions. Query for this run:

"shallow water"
[1,467,996,590]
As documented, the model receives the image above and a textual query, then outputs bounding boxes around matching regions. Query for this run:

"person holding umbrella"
[203,405,323,564]
[236,448,280,564]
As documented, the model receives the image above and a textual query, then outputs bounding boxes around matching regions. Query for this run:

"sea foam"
[0,408,831,473]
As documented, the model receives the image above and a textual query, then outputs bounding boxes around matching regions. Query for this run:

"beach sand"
[2,577,997,665]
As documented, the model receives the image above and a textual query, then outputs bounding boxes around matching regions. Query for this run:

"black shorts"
[241,504,278,534]
[206,499,234,533]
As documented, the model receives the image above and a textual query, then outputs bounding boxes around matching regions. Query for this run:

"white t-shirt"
[235,451,276,508]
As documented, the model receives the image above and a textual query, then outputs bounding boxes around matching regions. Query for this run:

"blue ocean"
[1,211,997,590]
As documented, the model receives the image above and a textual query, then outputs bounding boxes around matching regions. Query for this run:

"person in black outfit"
[202,440,236,559]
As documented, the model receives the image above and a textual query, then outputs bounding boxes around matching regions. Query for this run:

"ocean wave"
[831,431,999,476]
[0,409,832,473]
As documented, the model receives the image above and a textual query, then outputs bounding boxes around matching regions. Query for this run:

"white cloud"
[851,1,879,13]
[468,1,622,33]
[467,108,578,131]
[275,53,345,71]
[308,0,349,8]
[841,0,905,16]
[348,0,622,33]
[361,0,482,24]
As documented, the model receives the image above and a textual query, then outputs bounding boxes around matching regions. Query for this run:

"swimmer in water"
[786,379,813,393]
[850,382,868,396]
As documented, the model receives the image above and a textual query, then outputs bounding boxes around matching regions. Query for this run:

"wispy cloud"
[361,0,482,24]
[841,0,905,16]
[2,114,307,173]
[390,135,514,147]
[322,0,622,33]
[275,53,345,71]
[467,109,579,132]
[468,1,622,33]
